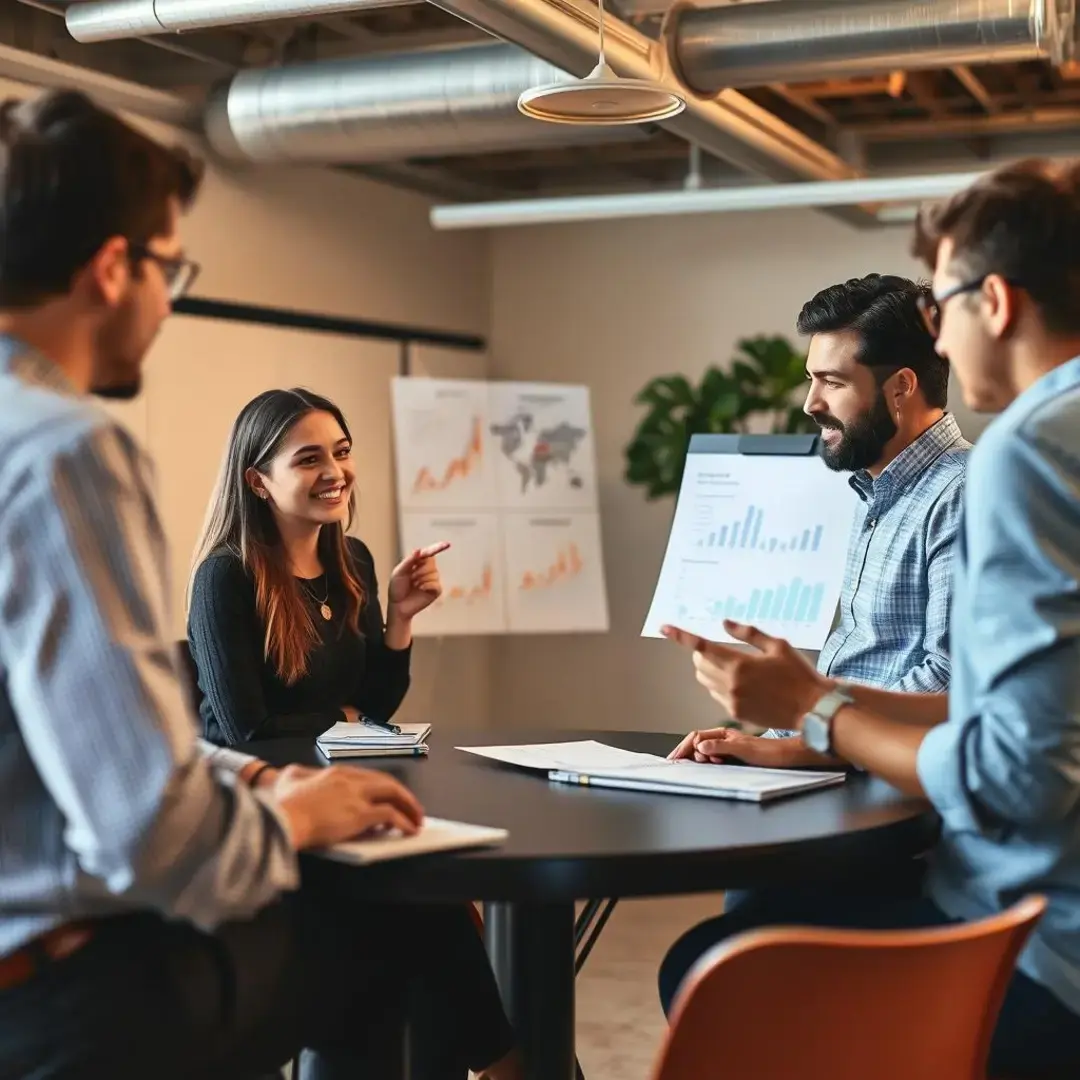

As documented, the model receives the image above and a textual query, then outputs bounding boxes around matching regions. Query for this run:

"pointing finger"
[723,620,776,652]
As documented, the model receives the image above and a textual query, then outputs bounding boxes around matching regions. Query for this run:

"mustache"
[814,415,844,432]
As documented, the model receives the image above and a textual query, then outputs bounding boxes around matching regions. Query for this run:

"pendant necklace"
[301,575,333,622]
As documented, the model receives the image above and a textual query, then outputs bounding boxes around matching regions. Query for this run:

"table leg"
[484,901,576,1080]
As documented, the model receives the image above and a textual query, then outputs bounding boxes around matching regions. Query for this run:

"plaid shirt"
[767,414,970,736]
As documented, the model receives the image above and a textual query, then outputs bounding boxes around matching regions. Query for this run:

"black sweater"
[188,537,411,746]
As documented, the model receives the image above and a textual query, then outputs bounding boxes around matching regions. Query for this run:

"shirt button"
[867,518,877,528]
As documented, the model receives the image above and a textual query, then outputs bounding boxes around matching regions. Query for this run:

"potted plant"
[624,335,816,500]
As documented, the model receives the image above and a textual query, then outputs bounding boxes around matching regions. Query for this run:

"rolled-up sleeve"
[917,432,1080,832]
[0,419,299,928]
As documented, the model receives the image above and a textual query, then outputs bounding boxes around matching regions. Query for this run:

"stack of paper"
[457,740,845,803]
[317,721,431,760]
[317,816,508,865]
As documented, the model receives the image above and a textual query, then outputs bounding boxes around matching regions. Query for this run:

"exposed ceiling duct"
[65,0,410,42]
[67,0,1077,193]
[421,0,1072,186]
[203,43,646,164]
[672,0,1074,94]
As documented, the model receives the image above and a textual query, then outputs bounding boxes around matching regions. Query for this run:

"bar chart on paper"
[643,449,859,650]
[695,506,826,555]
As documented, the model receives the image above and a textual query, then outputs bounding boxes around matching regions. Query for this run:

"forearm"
[842,684,948,728]
[384,606,413,651]
[830,706,930,795]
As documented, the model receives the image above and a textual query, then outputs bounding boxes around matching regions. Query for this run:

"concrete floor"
[574,895,724,1080]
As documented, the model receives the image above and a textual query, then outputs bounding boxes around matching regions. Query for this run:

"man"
[0,91,514,1079]
[673,274,969,771]
[660,158,1080,1077]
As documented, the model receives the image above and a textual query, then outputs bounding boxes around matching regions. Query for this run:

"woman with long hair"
[188,386,444,744]
[187,387,522,1080]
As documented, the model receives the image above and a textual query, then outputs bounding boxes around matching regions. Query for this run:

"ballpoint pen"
[360,715,402,735]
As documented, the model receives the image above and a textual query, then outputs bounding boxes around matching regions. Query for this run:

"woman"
[188,386,442,745]
[188,388,521,1080]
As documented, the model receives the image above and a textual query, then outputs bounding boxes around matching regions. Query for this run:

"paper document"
[642,449,858,650]
[316,816,508,866]
[457,740,665,772]
[460,740,846,803]
[549,761,845,803]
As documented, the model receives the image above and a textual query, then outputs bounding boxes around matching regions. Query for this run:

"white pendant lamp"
[517,0,685,125]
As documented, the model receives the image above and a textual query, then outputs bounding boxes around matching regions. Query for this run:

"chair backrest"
[651,895,1047,1080]
[175,639,203,713]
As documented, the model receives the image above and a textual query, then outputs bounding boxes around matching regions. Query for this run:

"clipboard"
[641,431,858,650]
[687,433,821,457]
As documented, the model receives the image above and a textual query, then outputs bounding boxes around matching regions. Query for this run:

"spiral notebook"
[317,720,431,760]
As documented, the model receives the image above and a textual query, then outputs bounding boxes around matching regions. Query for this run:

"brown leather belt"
[0,922,95,992]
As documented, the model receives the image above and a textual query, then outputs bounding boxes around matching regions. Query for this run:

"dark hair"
[0,89,203,308]
[913,157,1080,335]
[797,273,949,409]
[190,389,365,686]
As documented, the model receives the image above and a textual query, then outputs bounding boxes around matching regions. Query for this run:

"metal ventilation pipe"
[203,44,644,164]
[671,0,1074,94]
[65,0,407,42]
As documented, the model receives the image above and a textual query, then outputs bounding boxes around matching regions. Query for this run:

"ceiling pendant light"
[517,0,685,125]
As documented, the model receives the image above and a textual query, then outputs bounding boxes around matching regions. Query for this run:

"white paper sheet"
[316,817,508,865]
[457,740,667,772]
[642,450,859,650]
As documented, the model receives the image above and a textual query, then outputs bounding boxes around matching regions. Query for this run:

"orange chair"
[650,895,1047,1080]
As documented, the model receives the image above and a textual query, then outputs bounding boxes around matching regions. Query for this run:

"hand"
[388,542,450,621]
[341,706,361,723]
[668,727,791,767]
[661,620,831,731]
[271,764,425,850]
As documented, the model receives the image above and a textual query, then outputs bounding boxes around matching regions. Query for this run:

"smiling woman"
[186,387,449,745]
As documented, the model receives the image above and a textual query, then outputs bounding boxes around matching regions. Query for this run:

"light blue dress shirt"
[0,337,299,960]
[919,357,1080,1016]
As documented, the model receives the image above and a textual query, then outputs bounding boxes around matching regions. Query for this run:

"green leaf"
[625,333,809,500]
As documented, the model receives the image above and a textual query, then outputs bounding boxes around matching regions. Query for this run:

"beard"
[89,298,154,401]
[92,376,142,401]
[816,391,897,473]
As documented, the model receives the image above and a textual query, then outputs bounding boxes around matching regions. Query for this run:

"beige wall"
[488,207,990,736]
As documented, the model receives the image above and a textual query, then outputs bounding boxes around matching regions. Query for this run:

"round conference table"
[250,728,939,1080]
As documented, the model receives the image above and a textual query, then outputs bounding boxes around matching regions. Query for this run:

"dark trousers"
[0,866,514,1080]
[659,871,1080,1080]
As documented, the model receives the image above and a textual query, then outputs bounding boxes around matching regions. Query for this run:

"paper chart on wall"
[391,377,608,636]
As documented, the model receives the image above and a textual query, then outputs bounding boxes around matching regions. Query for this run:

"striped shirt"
[766,414,970,737]
[0,336,298,960]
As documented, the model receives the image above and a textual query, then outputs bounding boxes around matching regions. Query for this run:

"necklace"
[300,575,333,621]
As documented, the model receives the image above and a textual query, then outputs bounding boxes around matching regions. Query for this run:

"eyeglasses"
[917,275,1023,338]
[128,244,201,301]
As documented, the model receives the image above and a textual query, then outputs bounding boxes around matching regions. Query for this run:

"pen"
[361,715,402,735]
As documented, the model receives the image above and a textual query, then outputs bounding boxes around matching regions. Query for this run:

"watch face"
[803,712,829,754]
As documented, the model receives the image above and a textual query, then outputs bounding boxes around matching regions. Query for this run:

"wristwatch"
[801,685,855,755]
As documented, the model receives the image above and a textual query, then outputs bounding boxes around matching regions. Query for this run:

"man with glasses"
[659,158,1080,1078]
[0,89,520,1080]
[669,274,969,772]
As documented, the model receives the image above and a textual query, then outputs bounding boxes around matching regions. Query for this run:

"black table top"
[249,729,939,903]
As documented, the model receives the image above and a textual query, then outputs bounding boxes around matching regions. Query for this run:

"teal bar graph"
[782,577,802,620]
[769,586,787,619]
[691,578,828,628]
